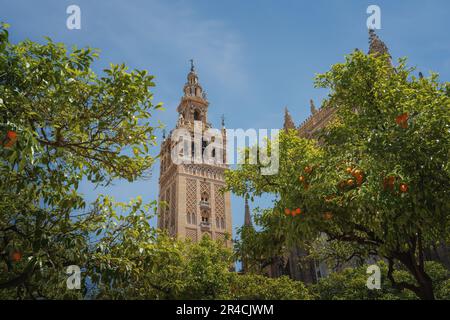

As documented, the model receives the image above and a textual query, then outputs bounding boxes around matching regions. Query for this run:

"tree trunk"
[411,265,435,300]
[398,252,435,300]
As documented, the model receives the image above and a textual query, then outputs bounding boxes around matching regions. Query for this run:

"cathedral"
[157,62,232,247]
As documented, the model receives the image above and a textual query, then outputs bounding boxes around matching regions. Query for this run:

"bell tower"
[158,61,232,246]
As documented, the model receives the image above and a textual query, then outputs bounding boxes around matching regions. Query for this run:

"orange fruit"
[295,208,301,215]
[7,131,17,140]
[396,113,409,128]
[356,175,363,186]
[4,131,18,148]
[304,166,313,174]
[4,141,14,148]
[352,169,362,177]
[11,251,22,263]
[345,167,352,174]
[284,208,291,215]
[399,183,409,193]
[347,179,355,186]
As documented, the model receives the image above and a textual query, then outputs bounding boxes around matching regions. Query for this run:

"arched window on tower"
[194,110,201,121]
[220,217,225,229]
[187,213,191,224]
[201,210,210,224]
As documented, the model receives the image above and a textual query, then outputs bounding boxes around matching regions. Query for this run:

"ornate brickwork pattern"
[200,181,211,199]
[215,232,226,242]
[158,195,165,229]
[186,178,197,224]
[186,228,198,242]
[170,183,176,236]
[214,184,225,229]
[164,188,171,229]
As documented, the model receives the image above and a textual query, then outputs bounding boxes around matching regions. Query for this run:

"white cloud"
[94,0,248,91]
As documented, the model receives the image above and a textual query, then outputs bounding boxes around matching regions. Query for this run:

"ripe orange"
[396,113,409,128]
[347,179,355,186]
[284,208,291,215]
[352,169,362,177]
[7,131,17,140]
[4,131,18,148]
[356,175,363,186]
[399,183,409,193]
[345,167,352,174]
[11,251,22,263]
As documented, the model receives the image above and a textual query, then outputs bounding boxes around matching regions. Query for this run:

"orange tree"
[225,51,450,300]
[0,23,161,298]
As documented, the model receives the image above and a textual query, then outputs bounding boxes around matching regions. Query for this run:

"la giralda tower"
[158,61,232,246]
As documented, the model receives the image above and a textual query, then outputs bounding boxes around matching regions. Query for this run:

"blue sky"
[2,0,450,234]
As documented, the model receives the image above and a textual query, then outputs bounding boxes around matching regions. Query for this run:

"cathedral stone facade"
[158,62,232,247]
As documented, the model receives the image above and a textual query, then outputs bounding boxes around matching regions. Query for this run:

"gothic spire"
[368,29,391,59]
[310,99,317,115]
[283,107,296,131]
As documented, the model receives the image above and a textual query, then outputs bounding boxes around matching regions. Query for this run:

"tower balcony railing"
[200,221,211,230]
[199,200,210,209]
